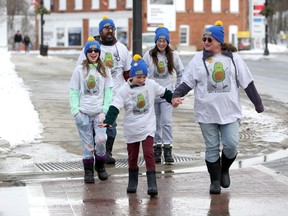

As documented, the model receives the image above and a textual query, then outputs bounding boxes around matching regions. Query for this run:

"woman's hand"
[172,97,184,107]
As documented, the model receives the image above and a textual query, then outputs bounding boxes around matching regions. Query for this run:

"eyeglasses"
[104,26,116,31]
[157,39,167,44]
[87,49,99,53]
[202,37,213,43]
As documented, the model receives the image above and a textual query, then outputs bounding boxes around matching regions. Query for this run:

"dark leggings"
[127,136,155,171]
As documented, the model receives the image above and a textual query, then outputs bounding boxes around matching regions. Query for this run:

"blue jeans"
[199,121,240,163]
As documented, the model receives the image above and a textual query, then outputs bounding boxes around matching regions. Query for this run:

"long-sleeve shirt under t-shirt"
[69,64,113,116]
[181,51,255,124]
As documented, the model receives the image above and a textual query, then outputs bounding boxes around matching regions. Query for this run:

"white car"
[142,33,155,55]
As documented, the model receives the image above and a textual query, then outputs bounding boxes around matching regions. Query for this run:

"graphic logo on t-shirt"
[207,58,231,93]
[154,60,168,79]
[132,90,149,115]
[104,52,114,68]
[84,74,99,95]
[87,75,96,89]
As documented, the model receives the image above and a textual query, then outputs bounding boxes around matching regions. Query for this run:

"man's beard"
[100,32,115,45]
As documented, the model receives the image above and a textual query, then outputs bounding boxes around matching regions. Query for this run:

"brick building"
[34,0,249,51]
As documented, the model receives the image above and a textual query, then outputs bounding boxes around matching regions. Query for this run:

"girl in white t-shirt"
[143,25,184,164]
[69,40,113,184]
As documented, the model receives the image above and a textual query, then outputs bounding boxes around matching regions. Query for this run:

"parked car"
[142,32,155,54]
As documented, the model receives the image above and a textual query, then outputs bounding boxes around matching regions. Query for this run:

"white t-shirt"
[69,65,113,115]
[182,51,253,124]
[77,41,132,95]
[143,50,184,91]
[112,79,166,143]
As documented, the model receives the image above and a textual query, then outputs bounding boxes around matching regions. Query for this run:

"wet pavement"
[0,52,288,215]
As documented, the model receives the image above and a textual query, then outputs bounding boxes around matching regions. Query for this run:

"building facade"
[34,0,249,51]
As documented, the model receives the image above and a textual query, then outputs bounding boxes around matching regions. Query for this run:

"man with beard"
[77,16,132,165]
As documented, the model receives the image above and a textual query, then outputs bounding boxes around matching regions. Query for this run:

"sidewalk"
[1,52,288,216]
[1,163,288,216]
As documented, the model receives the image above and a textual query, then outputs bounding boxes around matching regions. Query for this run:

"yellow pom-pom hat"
[87,36,95,41]
[99,15,115,33]
[203,20,224,43]
[154,25,170,44]
[129,54,148,77]
[84,40,101,56]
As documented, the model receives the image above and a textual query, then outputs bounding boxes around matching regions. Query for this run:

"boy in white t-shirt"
[100,54,172,196]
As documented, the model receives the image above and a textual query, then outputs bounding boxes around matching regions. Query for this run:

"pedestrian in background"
[14,30,22,52]
[70,39,113,183]
[77,16,132,165]
[99,54,173,196]
[172,21,264,194]
[143,25,184,164]
[23,34,32,54]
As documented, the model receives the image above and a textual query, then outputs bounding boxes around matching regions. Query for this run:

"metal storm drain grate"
[35,156,196,172]
[239,130,256,140]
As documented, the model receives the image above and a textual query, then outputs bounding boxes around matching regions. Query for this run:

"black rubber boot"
[127,168,139,193]
[221,151,237,188]
[163,144,174,163]
[146,170,158,196]
[95,158,108,181]
[153,144,162,164]
[206,159,221,194]
[83,158,95,184]
[105,137,116,164]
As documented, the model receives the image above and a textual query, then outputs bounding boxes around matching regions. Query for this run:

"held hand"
[172,97,184,108]
[98,123,112,128]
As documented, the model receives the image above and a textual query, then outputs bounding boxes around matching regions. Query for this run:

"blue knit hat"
[154,25,170,44]
[99,16,115,34]
[204,21,224,44]
[129,54,148,77]
[84,39,101,56]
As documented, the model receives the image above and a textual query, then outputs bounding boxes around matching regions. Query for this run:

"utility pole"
[132,0,142,56]
[40,0,44,47]
[38,0,49,56]
[264,0,269,56]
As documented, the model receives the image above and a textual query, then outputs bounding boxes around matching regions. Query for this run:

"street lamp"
[263,0,269,56]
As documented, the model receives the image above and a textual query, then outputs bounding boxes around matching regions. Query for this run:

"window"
[211,0,221,13]
[179,25,189,46]
[91,0,100,9]
[126,0,132,9]
[230,0,239,13]
[75,0,82,10]
[108,0,116,10]
[176,0,185,12]
[59,0,66,11]
[194,0,203,12]
[43,0,51,11]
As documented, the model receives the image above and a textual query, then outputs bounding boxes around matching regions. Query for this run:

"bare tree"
[268,0,288,43]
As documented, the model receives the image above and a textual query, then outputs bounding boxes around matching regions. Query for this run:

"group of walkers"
[14,30,32,53]
[69,16,264,196]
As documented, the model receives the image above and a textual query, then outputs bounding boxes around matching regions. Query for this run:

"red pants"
[127,136,155,171]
